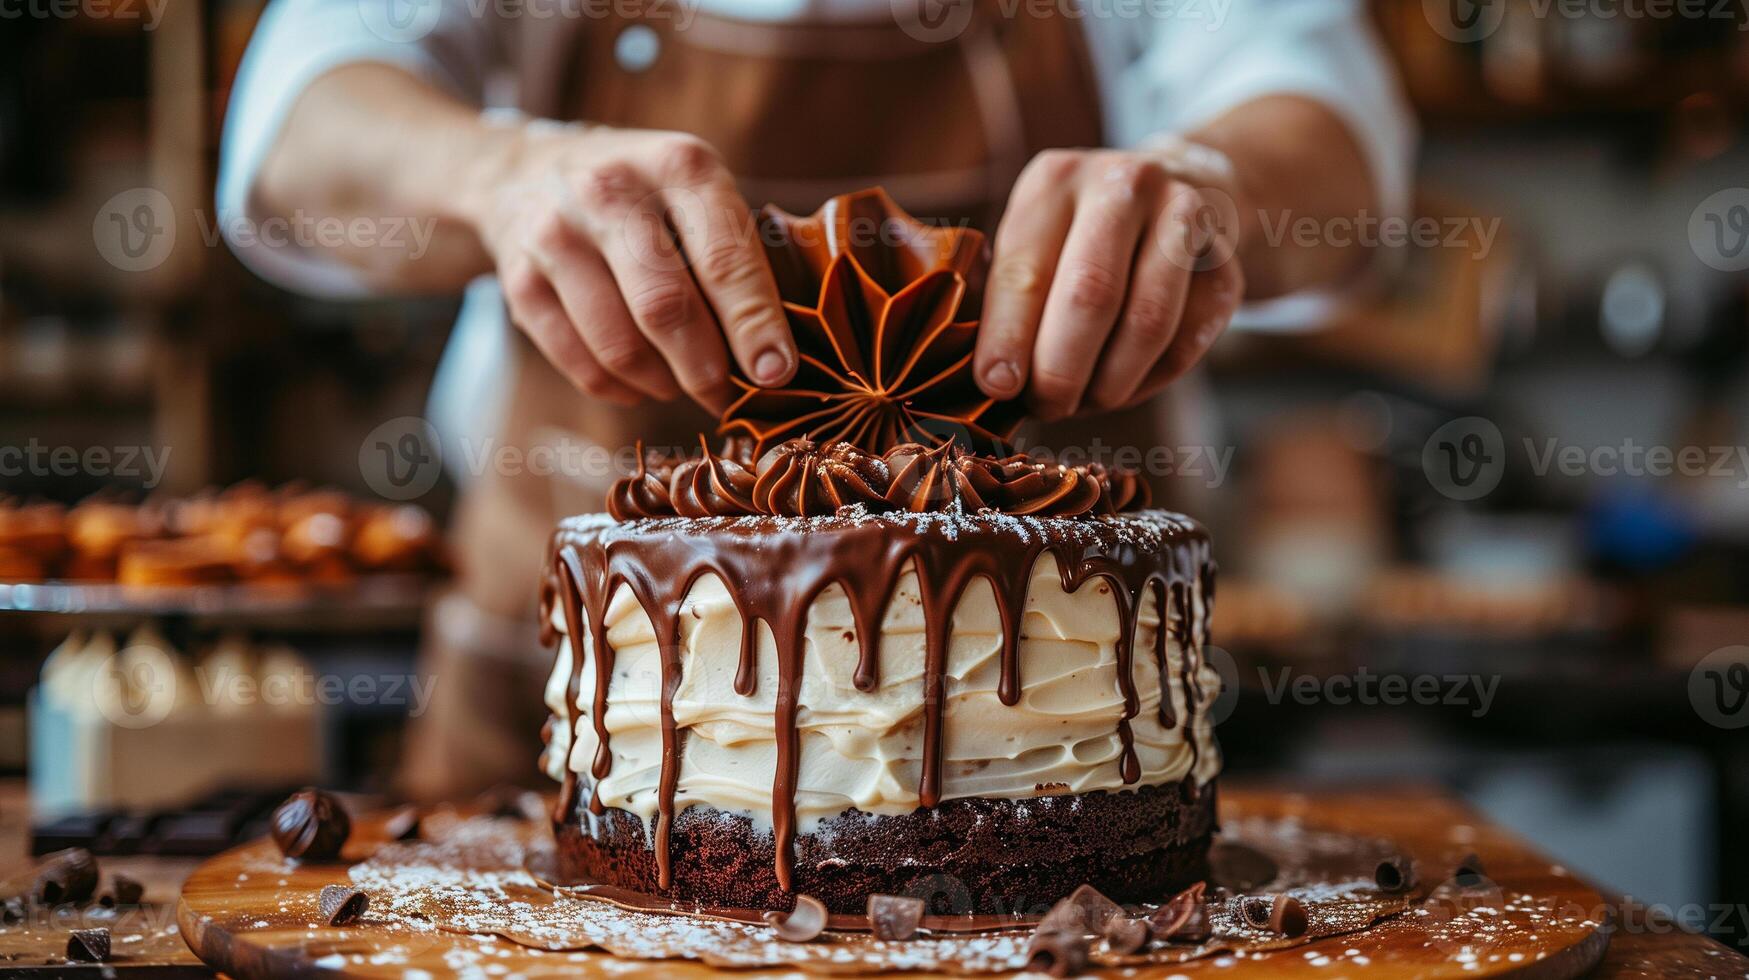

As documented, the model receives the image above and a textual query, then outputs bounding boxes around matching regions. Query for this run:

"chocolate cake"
[536,189,1220,917]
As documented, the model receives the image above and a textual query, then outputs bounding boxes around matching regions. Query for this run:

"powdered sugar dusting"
[559,507,1204,554]
[343,814,1426,974]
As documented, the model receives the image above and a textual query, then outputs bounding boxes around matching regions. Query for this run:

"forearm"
[1186,94,1381,299]
[253,63,511,293]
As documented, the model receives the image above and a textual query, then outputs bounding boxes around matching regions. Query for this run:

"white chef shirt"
[217,0,1415,469]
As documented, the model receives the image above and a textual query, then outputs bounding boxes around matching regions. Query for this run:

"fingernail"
[984,361,1020,396]
[753,349,790,386]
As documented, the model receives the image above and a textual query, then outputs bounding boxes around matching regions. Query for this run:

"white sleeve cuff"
[1092,0,1418,331]
[216,0,493,298]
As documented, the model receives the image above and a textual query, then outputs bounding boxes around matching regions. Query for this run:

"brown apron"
[404,0,1180,798]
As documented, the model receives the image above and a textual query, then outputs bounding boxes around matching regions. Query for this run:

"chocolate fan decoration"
[603,188,1154,521]
[721,189,1025,457]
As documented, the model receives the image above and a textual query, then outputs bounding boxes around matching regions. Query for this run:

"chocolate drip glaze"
[544,510,1212,895]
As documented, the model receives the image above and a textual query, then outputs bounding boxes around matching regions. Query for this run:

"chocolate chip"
[1103,914,1150,954]
[1375,855,1417,893]
[100,874,144,908]
[867,893,924,941]
[1209,842,1278,892]
[33,848,98,906]
[1269,894,1308,937]
[764,894,827,942]
[271,789,351,861]
[1024,925,1089,978]
[1039,883,1121,934]
[66,927,110,962]
[382,806,422,842]
[1454,852,1487,887]
[1149,881,1211,943]
[318,884,369,926]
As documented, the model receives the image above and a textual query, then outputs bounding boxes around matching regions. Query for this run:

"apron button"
[614,24,661,73]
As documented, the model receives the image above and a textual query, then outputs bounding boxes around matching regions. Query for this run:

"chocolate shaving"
[1176,902,1211,943]
[319,884,369,926]
[1026,885,1117,977]
[101,874,144,908]
[383,806,423,841]
[866,894,924,941]
[1149,881,1211,942]
[1024,925,1090,977]
[1375,854,1417,893]
[271,789,351,861]
[1038,883,1122,934]
[32,847,98,906]
[764,895,827,942]
[66,927,110,962]
[1455,852,1487,887]
[1269,894,1309,937]
[1102,914,1150,954]
[1209,841,1278,892]
[1240,896,1272,929]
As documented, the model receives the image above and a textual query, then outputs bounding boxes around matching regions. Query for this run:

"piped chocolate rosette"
[608,438,1149,519]
[543,189,1219,922]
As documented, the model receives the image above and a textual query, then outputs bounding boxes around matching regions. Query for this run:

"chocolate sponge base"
[554,779,1216,915]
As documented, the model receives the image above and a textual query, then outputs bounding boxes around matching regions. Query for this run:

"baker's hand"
[467,125,796,410]
[975,145,1245,420]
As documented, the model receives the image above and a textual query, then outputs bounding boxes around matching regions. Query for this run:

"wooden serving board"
[176,785,1612,979]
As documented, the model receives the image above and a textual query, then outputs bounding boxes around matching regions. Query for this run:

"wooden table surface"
[2,779,1745,977]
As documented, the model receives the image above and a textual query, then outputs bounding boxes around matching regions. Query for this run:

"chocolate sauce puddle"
[541,510,1213,896]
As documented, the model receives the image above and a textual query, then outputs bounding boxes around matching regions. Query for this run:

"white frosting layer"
[542,552,1219,832]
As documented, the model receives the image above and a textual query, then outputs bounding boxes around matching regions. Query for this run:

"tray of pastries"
[0,483,447,616]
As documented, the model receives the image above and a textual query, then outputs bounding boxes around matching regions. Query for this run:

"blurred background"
[3,0,1749,953]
